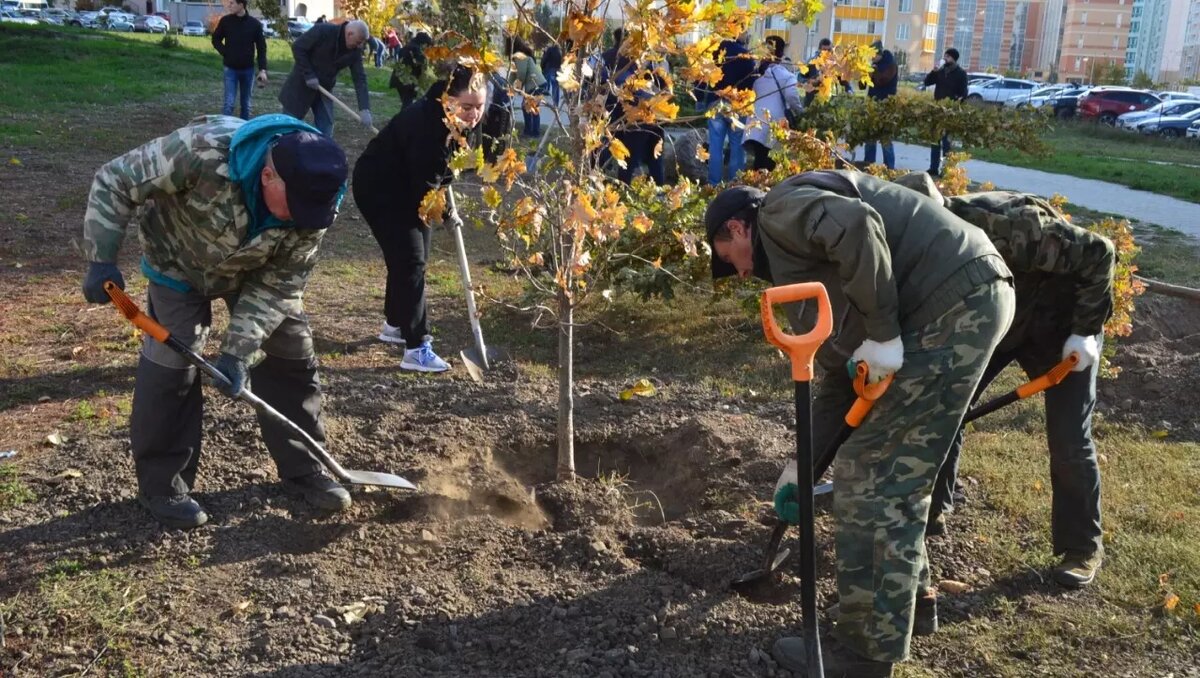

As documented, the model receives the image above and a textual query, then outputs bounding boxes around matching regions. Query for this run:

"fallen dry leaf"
[939,580,970,594]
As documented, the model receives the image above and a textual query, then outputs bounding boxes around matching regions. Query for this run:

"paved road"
[886,142,1200,238]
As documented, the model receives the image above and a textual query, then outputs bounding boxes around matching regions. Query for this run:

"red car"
[1077,88,1161,124]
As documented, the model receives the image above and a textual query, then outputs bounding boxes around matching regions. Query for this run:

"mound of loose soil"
[1099,295,1200,441]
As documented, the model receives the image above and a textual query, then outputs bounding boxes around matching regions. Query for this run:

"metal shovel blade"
[731,546,793,588]
[340,469,420,491]
[460,346,506,384]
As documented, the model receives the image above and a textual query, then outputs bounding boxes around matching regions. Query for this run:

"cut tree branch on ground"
[1134,276,1200,302]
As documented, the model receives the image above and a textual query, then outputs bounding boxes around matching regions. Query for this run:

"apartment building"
[1057,0,1133,82]
[1179,0,1200,80]
[760,0,942,74]
[936,0,1058,76]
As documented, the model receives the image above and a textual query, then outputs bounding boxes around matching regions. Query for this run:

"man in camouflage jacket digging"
[894,172,1113,589]
[705,171,1015,676]
[79,114,351,530]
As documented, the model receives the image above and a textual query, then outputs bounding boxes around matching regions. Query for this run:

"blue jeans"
[863,140,895,169]
[707,114,746,186]
[522,101,541,138]
[222,67,255,120]
[543,68,560,107]
[929,134,952,173]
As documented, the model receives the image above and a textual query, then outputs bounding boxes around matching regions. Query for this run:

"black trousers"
[930,334,1104,557]
[744,139,776,171]
[481,107,512,163]
[615,127,665,186]
[130,283,325,497]
[353,177,432,348]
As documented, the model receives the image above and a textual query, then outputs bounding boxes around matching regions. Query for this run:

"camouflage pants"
[828,279,1014,662]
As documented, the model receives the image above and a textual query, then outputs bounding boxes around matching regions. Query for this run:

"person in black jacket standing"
[923,48,969,176]
[211,0,267,120]
[352,67,487,372]
[279,20,373,137]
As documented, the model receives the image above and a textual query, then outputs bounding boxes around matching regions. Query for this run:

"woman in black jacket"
[352,66,487,372]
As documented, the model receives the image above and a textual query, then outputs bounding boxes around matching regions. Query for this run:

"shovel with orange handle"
[103,282,418,491]
[758,281,834,678]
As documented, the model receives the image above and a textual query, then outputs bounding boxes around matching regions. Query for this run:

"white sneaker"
[378,322,405,345]
[400,337,451,373]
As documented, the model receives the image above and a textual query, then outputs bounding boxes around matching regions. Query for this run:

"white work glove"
[445,211,464,230]
[359,109,373,128]
[305,77,320,90]
[850,336,904,384]
[1062,334,1098,372]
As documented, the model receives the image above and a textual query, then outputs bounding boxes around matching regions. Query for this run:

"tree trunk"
[555,289,575,481]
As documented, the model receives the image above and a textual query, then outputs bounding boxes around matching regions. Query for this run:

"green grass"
[0,24,397,148]
[1133,224,1200,287]
[972,122,1200,203]
[0,463,35,509]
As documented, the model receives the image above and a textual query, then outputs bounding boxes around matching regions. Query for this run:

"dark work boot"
[1052,550,1103,589]
[771,636,894,677]
[283,471,351,511]
[139,493,208,529]
[926,513,947,537]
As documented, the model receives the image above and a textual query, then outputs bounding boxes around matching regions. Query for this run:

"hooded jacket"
[756,171,1011,368]
[81,115,332,362]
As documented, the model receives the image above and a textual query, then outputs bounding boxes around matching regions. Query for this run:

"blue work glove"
[213,353,248,397]
[82,262,124,304]
[359,109,373,128]
[773,483,800,525]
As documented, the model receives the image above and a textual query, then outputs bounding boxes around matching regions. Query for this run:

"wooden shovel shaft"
[316,84,380,134]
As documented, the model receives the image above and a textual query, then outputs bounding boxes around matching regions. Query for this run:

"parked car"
[41,8,73,23]
[1137,107,1200,137]
[1186,120,1200,140]
[1049,88,1088,119]
[0,8,38,23]
[1077,88,1160,124]
[967,78,1039,104]
[133,14,168,32]
[262,23,277,38]
[1157,91,1200,102]
[1117,100,1200,130]
[70,9,99,26]
[287,18,312,38]
[1005,84,1068,108]
[181,19,205,36]
[105,12,134,30]
[967,72,1002,84]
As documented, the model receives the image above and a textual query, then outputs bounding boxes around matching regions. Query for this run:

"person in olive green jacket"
[893,172,1113,590]
[705,170,1015,676]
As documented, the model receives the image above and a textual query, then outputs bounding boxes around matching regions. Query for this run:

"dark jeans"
[616,127,665,185]
[929,134,951,173]
[863,140,895,169]
[543,68,560,106]
[130,283,324,497]
[930,335,1104,557]
[522,102,541,138]
[744,139,776,171]
[354,177,432,348]
[222,66,255,120]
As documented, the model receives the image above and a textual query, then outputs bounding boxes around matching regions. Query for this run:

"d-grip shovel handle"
[1017,353,1079,398]
[761,283,833,382]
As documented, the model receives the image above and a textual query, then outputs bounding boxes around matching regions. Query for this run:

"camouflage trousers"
[827,279,1014,662]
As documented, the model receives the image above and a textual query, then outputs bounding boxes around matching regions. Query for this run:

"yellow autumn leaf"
[417,188,447,227]
[1151,429,1169,439]
[695,145,709,162]
[609,137,630,169]
[557,56,581,93]
[653,139,664,159]
[1164,593,1180,611]
[8,157,20,166]
[619,378,658,401]
[1193,602,1200,616]
[631,214,653,234]
[478,162,501,184]
[482,186,502,209]
[527,252,544,266]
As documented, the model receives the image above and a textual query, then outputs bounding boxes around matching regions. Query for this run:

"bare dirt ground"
[2,98,1199,678]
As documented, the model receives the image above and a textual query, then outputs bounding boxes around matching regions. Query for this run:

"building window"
[834,18,842,32]
[1077,36,1084,48]
[867,20,878,33]
[1081,11,1087,24]
[1113,35,1119,48]
[1116,13,1122,27]
[1128,36,1137,48]
[1075,57,1081,69]
[899,0,913,11]
[897,22,911,39]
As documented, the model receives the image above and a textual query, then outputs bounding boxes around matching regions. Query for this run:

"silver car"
[1116,100,1200,130]
[182,19,205,36]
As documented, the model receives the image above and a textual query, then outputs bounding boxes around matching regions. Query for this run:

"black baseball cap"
[271,131,348,230]
[704,185,765,279]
